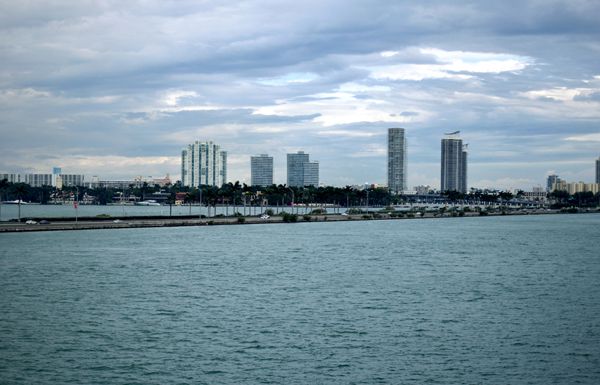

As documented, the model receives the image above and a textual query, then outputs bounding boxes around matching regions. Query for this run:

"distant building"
[251,154,273,187]
[387,128,407,194]
[89,179,153,189]
[552,180,600,195]
[0,173,24,183]
[303,161,319,187]
[0,171,82,187]
[441,131,468,193]
[521,187,547,202]
[596,156,600,184]
[25,174,52,187]
[181,141,227,187]
[152,174,172,187]
[52,167,62,187]
[60,174,85,187]
[547,174,561,192]
[414,185,432,195]
[287,151,319,187]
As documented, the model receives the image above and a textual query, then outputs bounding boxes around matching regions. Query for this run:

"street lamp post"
[75,187,79,224]
[287,187,295,215]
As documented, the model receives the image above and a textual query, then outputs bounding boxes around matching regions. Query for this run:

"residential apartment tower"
[441,131,468,193]
[387,128,407,194]
[251,154,273,187]
[287,151,319,187]
[181,141,227,187]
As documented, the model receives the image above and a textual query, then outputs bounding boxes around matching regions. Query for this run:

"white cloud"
[368,47,532,81]
[316,129,379,138]
[0,88,51,101]
[256,72,319,86]
[520,87,595,102]
[370,64,473,81]
[564,133,600,142]
[254,90,427,126]
[336,82,391,93]
[162,90,199,106]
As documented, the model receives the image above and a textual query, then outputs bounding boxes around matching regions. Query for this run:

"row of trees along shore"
[1,179,599,209]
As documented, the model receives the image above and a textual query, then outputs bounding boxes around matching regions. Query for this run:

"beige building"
[552,180,599,194]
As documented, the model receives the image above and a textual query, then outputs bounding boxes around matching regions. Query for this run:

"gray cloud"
[0,0,599,189]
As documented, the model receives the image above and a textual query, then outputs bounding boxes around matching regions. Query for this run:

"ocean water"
[1,214,599,384]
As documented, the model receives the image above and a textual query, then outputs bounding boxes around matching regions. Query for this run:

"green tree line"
[1,178,598,208]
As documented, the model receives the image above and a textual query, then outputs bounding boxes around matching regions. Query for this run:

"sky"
[1,0,599,190]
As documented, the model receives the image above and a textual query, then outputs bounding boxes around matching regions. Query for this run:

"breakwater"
[0,209,583,233]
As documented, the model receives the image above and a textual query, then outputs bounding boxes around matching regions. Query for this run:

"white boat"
[1,200,29,205]
[134,200,161,206]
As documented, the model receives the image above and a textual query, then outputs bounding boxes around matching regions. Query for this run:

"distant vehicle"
[113,219,123,223]
[134,200,161,206]
[39,220,50,224]
[341,212,348,216]
[25,220,37,225]
[260,214,270,220]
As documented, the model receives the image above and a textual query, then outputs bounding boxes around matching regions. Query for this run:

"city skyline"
[1,1,599,189]
[4,142,600,191]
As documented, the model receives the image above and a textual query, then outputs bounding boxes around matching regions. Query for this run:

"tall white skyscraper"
[387,128,407,194]
[181,141,227,187]
[441,131,468,193]
[251,154,273,187]
[287,151,319,187]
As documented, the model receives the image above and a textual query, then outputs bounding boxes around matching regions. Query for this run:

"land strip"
[0,209,586,233]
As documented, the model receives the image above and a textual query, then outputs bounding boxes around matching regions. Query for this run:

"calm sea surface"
[1,214,599,384]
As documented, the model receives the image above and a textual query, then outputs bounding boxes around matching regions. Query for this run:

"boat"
[134,200,161,206]
[1,200,29,205]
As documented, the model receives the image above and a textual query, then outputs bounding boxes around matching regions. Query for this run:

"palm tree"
[231,181,241,215]
[0,178,8,221]
[12,183,29,222]
[141,181,149,201]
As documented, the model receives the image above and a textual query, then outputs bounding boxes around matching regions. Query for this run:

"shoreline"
[1,210,597,233]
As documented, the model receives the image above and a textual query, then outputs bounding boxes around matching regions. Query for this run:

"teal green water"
[1,214,599,384]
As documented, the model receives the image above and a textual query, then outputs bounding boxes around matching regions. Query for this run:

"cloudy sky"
[1,0,599,189]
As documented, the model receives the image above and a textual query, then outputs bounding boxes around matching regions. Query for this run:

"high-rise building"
[387,128,407,194]
[303,161,319,187]
[547,174,561,192]
[441,131,468,193]
[287,151,319,187]
[0,173,24,183]
[596,156,600,184]
[181,141,227,187]
[52,167,62,187]
[25,174,53,187]
[251,154,273,187]
[60,174,85,187]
